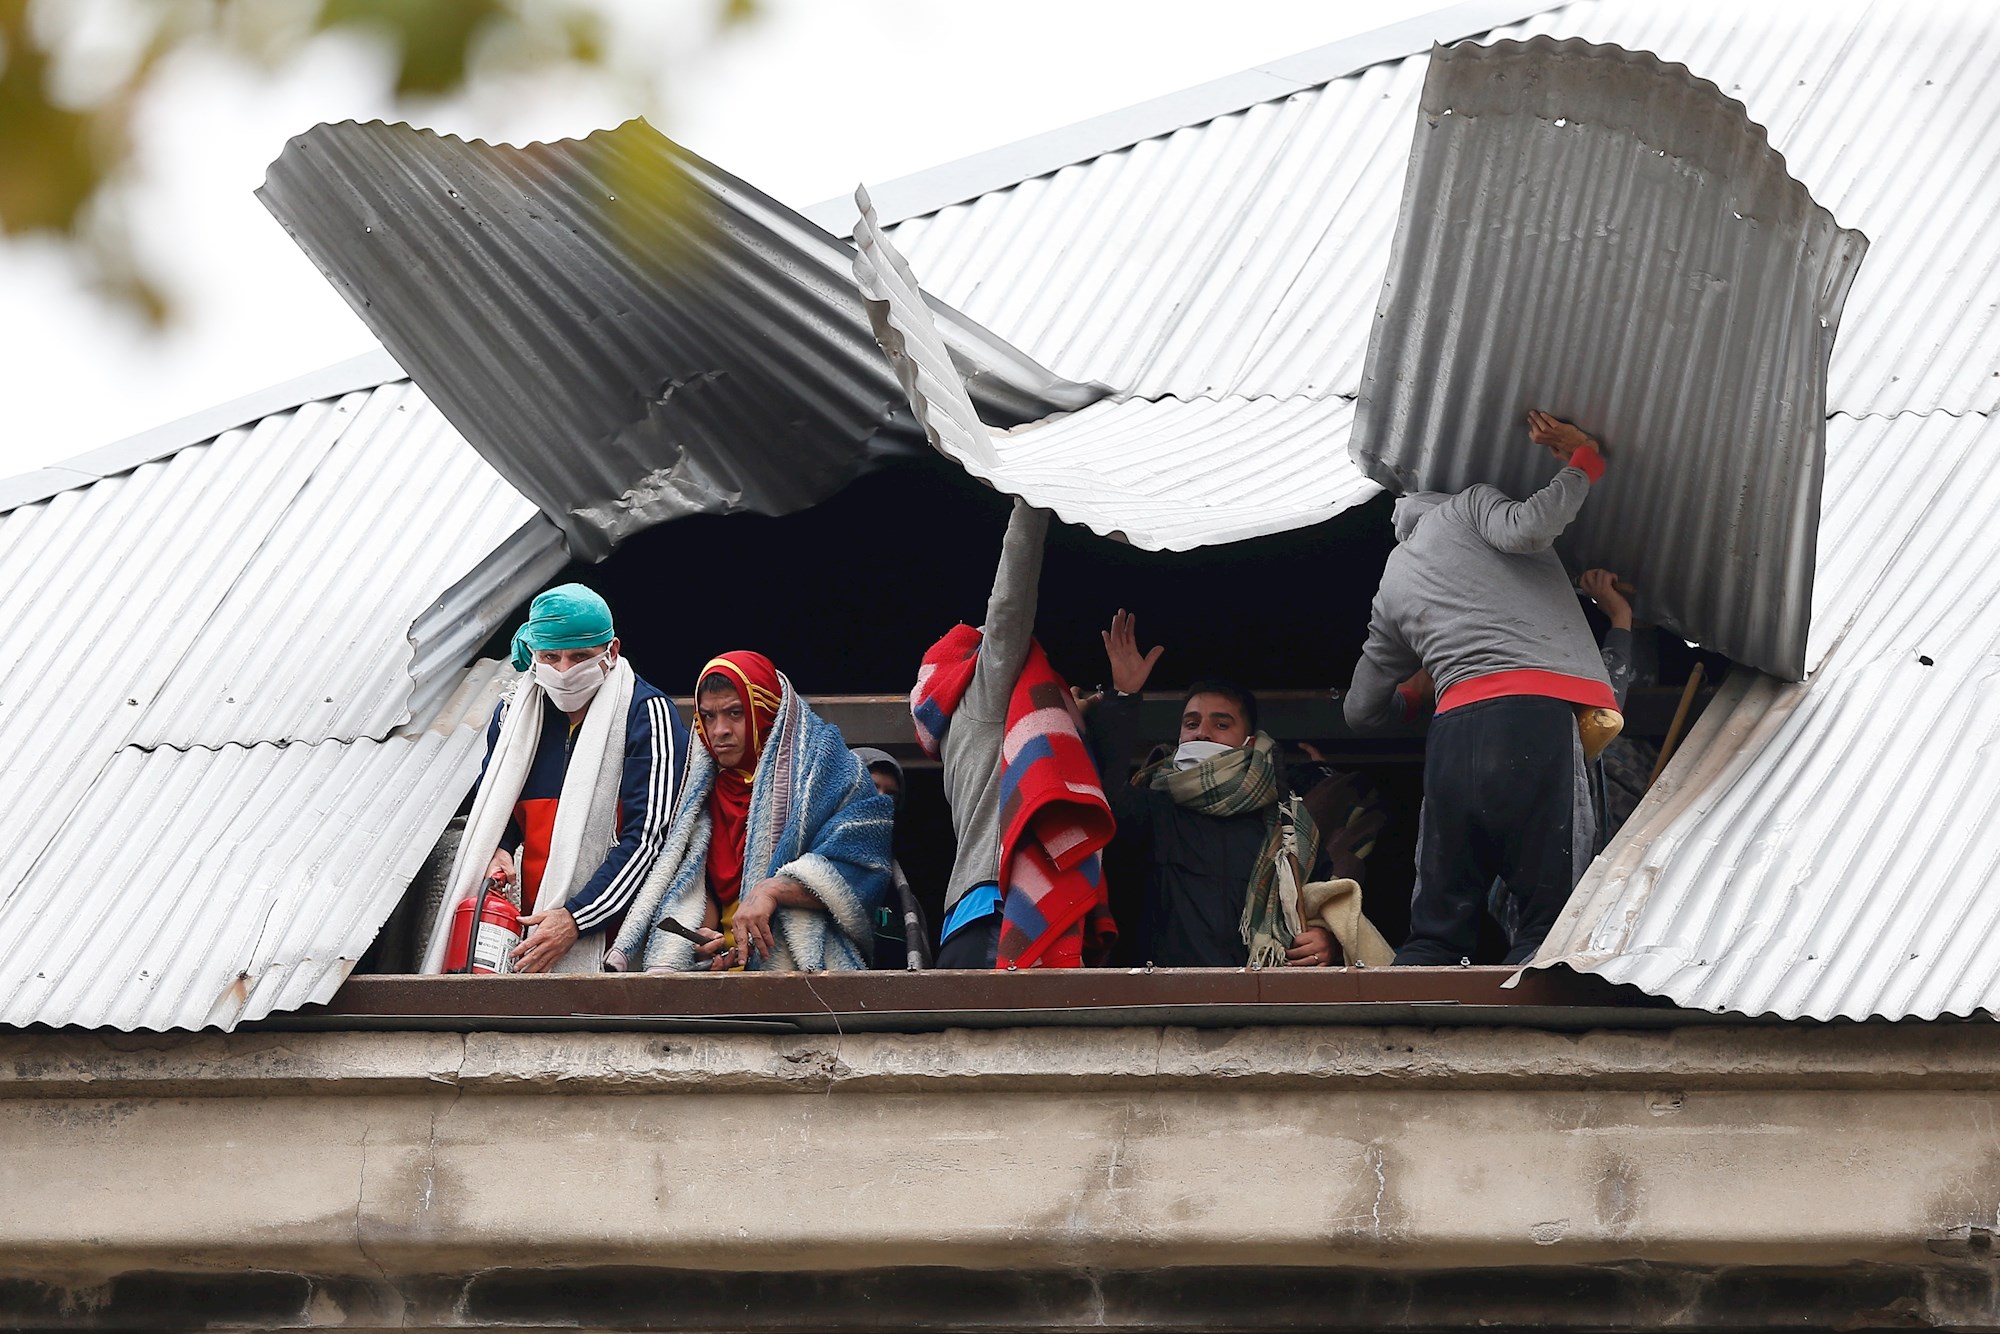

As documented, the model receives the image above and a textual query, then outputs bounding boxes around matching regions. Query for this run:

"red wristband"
[1569,443,1606,483]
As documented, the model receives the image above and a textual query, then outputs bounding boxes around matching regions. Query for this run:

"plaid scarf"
[1139,733,1321,967]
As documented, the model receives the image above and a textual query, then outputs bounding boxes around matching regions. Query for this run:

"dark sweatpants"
[1399,695,1585,968]
[936,912,1001,969]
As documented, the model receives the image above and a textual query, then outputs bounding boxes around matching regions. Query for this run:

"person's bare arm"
[1579,568,1633,630]
[1082,609,1165,837]
[1465,410,1608,554]
[1582,569,1638,708]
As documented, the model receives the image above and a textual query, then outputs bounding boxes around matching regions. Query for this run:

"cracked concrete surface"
[5,1023,2000,1328]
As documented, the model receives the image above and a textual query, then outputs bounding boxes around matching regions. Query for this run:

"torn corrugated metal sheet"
[0,366,539,1031]
[853,189,1381,547]
[405,513,568,730]
[873,0,1999,420]
[126,380,536,748]
[0,661,511,1031]
[1349,37,1866,681]
[1535,410,2000,1021]
[258,119,1100,562]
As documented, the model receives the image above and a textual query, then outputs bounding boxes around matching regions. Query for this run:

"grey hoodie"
[1345,459,1612,731]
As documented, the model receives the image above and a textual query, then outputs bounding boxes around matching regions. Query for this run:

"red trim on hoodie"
[1436,669,1617,715]
[1569,443,1606,484]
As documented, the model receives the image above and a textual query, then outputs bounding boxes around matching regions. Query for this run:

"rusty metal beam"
[285,966,1740,1035]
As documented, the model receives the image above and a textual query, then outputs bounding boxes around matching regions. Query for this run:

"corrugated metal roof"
[0,369,535,1031]
[873,0,2000,418]
[127,380,535,747]
[805,1,1567,237]
[854,189,1379,547]
[259,118,1101,562]
[1536,410,2000,1021]
[10,0,1998,1030]
[0,661,511,1031]
[1350,36,1865,682]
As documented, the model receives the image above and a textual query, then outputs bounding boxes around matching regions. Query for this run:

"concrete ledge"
[7,1022,2000,1098]
[8,1023,2000,1327]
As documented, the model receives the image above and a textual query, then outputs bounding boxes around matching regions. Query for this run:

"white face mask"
[1173,739,1236,771]
[534,651,612,711]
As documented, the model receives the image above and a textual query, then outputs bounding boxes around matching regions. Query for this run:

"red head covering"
[694,651,783,904]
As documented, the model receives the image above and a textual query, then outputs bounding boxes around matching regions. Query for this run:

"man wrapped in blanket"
[912,498,1117,970]
[421,584,688,974]
[609,652,894,972]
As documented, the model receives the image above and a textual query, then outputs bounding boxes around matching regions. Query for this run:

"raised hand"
[1102,608,1165,695]
[1526,409,1597,465]
[1579,568,1633,630]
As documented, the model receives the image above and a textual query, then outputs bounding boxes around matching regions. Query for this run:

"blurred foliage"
[0,0,756,324]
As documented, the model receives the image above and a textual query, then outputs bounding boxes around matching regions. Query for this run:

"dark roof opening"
[362,455,1726,979]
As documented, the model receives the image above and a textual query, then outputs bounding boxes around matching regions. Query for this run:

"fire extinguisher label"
[472,920,519,974]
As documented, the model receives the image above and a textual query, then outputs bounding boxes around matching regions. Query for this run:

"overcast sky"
[0,0,1445,479]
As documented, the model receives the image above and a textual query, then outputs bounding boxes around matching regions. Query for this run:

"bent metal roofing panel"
[1350,37,1866,682]
[0,374,532,1031]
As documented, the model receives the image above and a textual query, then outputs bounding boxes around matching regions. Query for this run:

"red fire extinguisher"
[444,873,523,975]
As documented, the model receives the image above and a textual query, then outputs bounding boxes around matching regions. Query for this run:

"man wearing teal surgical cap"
[435,584,690,974]
[509,583,619,672]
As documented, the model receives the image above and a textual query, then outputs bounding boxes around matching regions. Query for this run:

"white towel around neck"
[420,658,635,974]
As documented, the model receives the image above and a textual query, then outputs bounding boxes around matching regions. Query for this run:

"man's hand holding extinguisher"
[486,848,582,973]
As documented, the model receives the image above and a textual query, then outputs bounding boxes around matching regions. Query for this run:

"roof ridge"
[802,0,1570,237]
[0,346,405,515]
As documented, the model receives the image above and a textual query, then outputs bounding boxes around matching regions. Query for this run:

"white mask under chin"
[534,652,612,711]
[1173,739,1236,771]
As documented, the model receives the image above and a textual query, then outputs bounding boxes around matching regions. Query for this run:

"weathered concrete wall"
[4,1023,2000,1329]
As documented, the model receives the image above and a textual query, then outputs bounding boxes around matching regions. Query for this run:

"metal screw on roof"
[1458,956,1471,967]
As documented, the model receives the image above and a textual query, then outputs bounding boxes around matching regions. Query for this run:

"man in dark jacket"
[1081,611,1350,969]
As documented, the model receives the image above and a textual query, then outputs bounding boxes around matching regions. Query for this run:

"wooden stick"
[1647,661,1707,789]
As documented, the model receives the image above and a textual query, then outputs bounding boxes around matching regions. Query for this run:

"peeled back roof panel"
[1349,37,1867,680]
[258,119,1098,562]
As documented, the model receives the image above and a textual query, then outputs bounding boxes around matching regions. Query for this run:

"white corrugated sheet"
[1539,411,2000,1020]
[0,374,533,1030]
[875,0,2000,418]
[854,189,1380,548]
[988,396,1374,549]
[127,381,533,748]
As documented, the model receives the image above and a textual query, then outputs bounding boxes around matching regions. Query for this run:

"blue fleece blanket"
[610,674,892,972]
